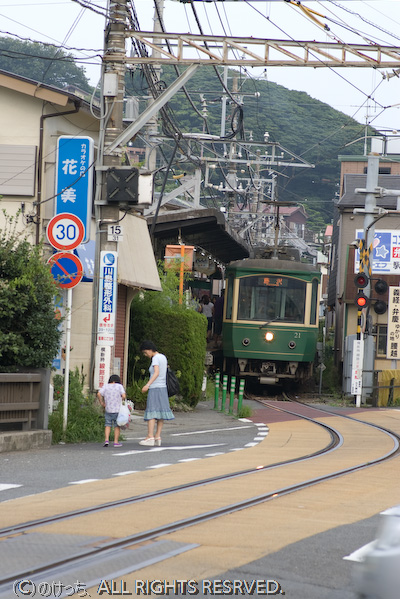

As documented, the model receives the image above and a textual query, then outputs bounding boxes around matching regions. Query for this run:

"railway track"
[1,397,399,597]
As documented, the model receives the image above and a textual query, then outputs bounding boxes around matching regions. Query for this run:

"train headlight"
[242,338,250,346]
[265,331,274,342]
[288,340,296,349]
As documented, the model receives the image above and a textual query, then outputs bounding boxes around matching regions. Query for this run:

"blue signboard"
[355,230,400,274]
[97,251,118,346]
[74,240,95,282]
[55,136,94,242]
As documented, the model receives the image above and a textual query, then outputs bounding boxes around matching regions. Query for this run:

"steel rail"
[0,411,340,538]
[0,401,398,590]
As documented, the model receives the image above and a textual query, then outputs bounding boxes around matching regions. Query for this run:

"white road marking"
[170,425,254,436]
[178,458,201,463]
[148,464,171,469]
[204,452,225,457]
[69,479,100,485]
[344,541,377,562]
[113,471,139,476]
[0,484,21,491]
[116,443,225,456]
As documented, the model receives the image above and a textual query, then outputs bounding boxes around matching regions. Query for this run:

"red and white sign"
[47,213,85,251]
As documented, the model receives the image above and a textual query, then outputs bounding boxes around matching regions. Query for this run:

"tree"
[0,37,92,92]
[0,213,62,371]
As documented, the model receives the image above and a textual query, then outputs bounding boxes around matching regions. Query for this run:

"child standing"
[97,374,126,447]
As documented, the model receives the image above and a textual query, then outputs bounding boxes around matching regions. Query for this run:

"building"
[0,69,161,389]
[328,145,400,398]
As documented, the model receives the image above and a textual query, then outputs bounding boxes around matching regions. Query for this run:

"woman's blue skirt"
[144,387,175,421]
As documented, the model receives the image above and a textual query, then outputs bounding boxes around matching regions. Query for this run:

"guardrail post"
[229,376,236,414]
[220,375,228,412]
[214,372,220,410]
[237,379,245,415]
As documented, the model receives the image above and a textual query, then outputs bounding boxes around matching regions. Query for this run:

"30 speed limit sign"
[47,213,85,251]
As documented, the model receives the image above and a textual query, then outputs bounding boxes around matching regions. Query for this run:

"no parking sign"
[48,252,84,289]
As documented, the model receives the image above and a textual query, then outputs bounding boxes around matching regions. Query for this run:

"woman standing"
[139,340,175,446]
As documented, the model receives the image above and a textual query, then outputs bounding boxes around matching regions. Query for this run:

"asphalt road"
[0,400,267,502]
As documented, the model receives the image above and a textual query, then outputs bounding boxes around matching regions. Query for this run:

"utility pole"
[145,0,163,173]
[91,0,128,389]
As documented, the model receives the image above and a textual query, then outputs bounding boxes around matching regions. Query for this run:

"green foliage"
[128,266,207,407]
[127,66,371,233]
[237,405,253,419]
[0,213,62,371]
[0,36,92,92]
[49,368,104,443]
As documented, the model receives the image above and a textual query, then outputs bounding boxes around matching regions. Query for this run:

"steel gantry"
[119,32,400,69]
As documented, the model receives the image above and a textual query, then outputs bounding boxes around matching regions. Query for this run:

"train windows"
[310,278,319,325]
[237,276,306,323]
[225,275,234,320]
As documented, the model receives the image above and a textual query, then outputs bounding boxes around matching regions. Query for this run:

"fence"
[0,370,50,430]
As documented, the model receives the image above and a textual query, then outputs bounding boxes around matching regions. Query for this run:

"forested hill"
[127,66,370,232]
[0,34,369,232]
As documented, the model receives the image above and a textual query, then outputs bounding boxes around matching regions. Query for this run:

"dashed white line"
[113,471,138,476]
[0,484,21,492]
[69,479,100,485]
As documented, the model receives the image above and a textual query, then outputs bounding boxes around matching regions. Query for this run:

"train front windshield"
[237,275,306,323]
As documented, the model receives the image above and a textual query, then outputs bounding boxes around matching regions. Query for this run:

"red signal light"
[354,273,369,288]
[355,292,369,309]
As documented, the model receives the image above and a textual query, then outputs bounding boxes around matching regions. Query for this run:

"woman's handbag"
[166,368,180,397]
[117,402,130,427]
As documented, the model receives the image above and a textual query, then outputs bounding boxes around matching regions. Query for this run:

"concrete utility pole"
[145,0,163,173]
[91,0,128,389]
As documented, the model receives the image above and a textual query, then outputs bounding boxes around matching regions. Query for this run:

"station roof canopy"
[146,208,250,264]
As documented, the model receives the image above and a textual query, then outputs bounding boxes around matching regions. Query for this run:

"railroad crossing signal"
[354,273,388,314]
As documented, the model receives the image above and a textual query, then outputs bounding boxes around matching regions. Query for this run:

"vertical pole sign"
[351,339,364,406]
[387,287,400,360]
[55,136,94,242]
[97,251,118,346]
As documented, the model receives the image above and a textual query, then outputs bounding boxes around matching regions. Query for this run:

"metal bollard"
[237,378,245,415]
[220,375,228,412]
[229,376,236,414]
[214,372,220,410]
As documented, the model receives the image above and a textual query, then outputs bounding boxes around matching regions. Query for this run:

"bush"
[128,266,207,407]
[49,367,104,443]
[0,212,62,371]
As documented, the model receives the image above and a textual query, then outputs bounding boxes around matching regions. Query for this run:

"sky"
[1,0,400,136]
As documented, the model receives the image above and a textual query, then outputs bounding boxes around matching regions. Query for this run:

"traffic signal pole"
[358,153,379,405]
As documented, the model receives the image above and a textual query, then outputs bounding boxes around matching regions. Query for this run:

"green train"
[222,258,321,385]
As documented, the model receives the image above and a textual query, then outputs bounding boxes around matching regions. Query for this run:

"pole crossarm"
[121,32,400,68]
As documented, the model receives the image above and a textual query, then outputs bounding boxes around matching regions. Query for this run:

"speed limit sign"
[47,213,85,251]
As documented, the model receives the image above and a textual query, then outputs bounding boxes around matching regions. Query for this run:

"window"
[376,325,387,356]
[237,275,306,323]
[225,275,234,320]
[310,278,319,325]
[0,145,36,196]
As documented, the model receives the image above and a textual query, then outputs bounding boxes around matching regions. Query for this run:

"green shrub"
[0,212,62,371]
[128,266,207,407]
[49,367,104,443]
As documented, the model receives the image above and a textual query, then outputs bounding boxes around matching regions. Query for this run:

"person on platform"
[200,295,214,342]
[213,290,224,346]
[97,374,126,448]
[139,340,175,447]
